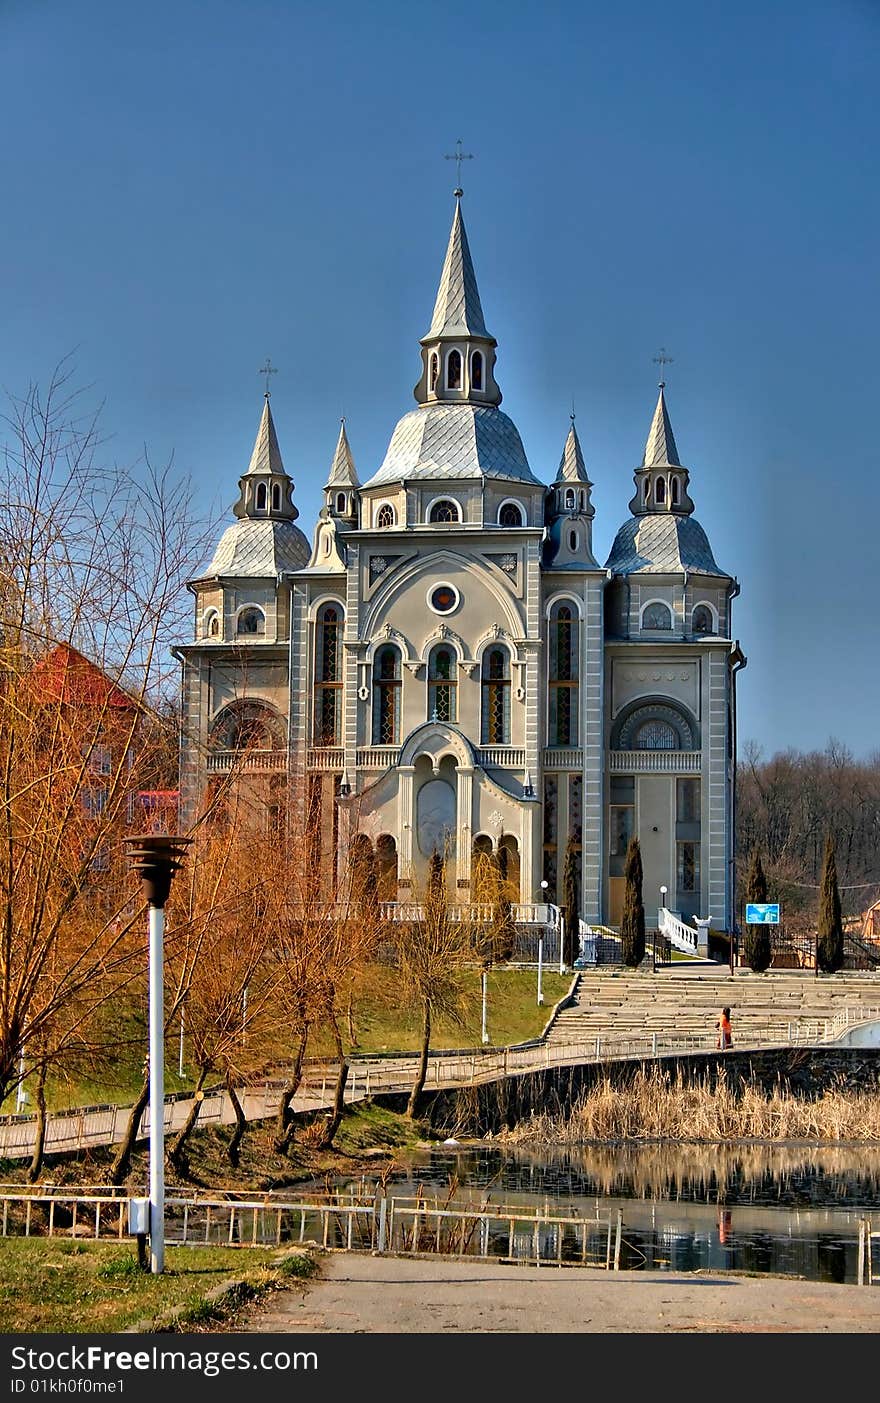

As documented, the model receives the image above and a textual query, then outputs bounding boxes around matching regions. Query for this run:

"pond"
[328,1141,880,1284]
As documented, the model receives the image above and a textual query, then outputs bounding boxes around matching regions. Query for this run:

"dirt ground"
[238,1251,880,1334]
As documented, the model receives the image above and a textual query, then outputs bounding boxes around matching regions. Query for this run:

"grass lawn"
[0,1238,316,1334]
[308,966,573,1057]
[3,967,574,1116]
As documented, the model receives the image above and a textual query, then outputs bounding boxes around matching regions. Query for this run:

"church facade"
[175,195,746,933]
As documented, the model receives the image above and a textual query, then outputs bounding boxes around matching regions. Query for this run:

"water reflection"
[332,1142,880,1285]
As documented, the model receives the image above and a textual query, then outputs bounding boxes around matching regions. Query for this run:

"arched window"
[670,476,680,506]
[569,530,578,552]
[499,502,523,527]
[642,602,672,630]
[204,610,220,639]
[447,349,462,389]
[237,606,265,636]
[372,644,401,745]
[471,350,483,390]
[548,602,579,745]
[655,476,666,505]
[376,503,395,528]
[565,488,575,510]
[336,492,346,514]
[429,498,459,523]
[693,604,714,635]
[314,603,343,745]
[643,479,651,503]
[255,482,267,511]
[579,491,586,511]
[481,647,510,744]
[634,719,678,750]
[428,645,457,722]
[213,701,281,752]
[272,483,281,511]
[429,353,439,391]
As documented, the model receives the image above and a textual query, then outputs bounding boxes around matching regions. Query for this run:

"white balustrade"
[609,750,701,773]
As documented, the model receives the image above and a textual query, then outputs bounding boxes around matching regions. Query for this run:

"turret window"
[429,353,439,391]
[565,488,575,510]
[471,351,483,390]
[429,499,460,524]
[569,530,578,552]
[428,645,457,723]
[481,647,510,745]
[376,503,395,528]
[499,502,523,527]
[670,477,680,506]
[271,483,281,511]
[255,482,267,511]
[548,602,579,746]
[204,609,220,639]
[447,349,462,390]
[693,604,714,635]
[314,603,344,746]
[655,476,666,505]
[642,602,672,630]
[372,644,401,745]
[237,606,265,637]
[336,492,346,514]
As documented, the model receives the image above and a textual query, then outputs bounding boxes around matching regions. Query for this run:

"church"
[174,191,745,937]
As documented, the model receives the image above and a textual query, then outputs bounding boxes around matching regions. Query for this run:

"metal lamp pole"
[125,834,191,1275]
[538,879,548,1004]
[481,969,489,1044]
[658,886,667,971]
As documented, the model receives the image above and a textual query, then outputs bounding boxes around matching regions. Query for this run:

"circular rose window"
[428,583,459,615]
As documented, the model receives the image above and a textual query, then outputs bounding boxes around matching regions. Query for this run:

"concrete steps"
[547,968,880,1045]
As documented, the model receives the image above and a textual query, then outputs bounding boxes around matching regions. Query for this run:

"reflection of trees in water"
[366,1143,880,1211]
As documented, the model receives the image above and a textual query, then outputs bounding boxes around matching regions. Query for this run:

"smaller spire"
[555,418,593,485]
[425,197,490,341]
[642,385,681,468]
[326,419,360,488]
[245,396,286,477]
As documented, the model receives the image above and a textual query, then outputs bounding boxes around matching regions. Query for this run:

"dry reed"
[497,1065,880,1145]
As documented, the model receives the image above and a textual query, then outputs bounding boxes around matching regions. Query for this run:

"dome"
[605,514,728,577]
[364,403,541,488]
[197,518,310,580]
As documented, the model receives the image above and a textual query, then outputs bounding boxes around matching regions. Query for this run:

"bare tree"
[0,363,211,1114]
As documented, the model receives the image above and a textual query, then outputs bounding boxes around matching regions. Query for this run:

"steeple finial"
[652,346,674,389]
[258,357,278,397]
[443,138,474,195]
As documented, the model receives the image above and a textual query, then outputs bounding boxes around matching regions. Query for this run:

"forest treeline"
[736,739,880,930]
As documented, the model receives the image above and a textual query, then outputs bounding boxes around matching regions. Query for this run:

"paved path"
[240,1252,880,1334]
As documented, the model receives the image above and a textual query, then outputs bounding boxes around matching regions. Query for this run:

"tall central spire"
[414,195,501,407]
[425,196,491,341]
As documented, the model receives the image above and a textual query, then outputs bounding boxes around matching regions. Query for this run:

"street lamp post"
[658,886,667,970]
[537,880,548,1004]
[481,969,489,1044]
[125,834,191,1275]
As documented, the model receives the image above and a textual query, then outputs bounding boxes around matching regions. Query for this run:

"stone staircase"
[548,967,880,1047]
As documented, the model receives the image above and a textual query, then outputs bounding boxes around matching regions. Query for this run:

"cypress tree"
[620,835,646,967]
[743,849,772,973]
[817,835,844,973]
[562,837,580,968]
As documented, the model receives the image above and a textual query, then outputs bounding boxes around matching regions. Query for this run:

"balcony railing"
[609,750,701,774]
[206,749,288,774]
[307,747,345,770]
[476,747,526,768]
[356,747,400,769]
[542,748,584,770]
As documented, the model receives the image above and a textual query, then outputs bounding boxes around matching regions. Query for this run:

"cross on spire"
[443,138,474,195]
[258,357,278,397]
[652,347,674,387]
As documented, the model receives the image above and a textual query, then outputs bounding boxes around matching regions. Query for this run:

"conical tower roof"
[555,418,592,485]
[422,196,492,343]
[642,385,680,467]
[325,419,360,488]
[244,395,286,476]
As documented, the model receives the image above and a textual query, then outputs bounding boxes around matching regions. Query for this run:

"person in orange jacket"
[716,1006,733,1049]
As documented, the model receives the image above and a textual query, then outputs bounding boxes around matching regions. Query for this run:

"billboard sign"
[745,902,780,924]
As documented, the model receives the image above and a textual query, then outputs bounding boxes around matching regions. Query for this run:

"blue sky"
[1,0,877,757]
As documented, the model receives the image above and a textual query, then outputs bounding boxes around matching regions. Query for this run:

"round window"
[429,583,459,615]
